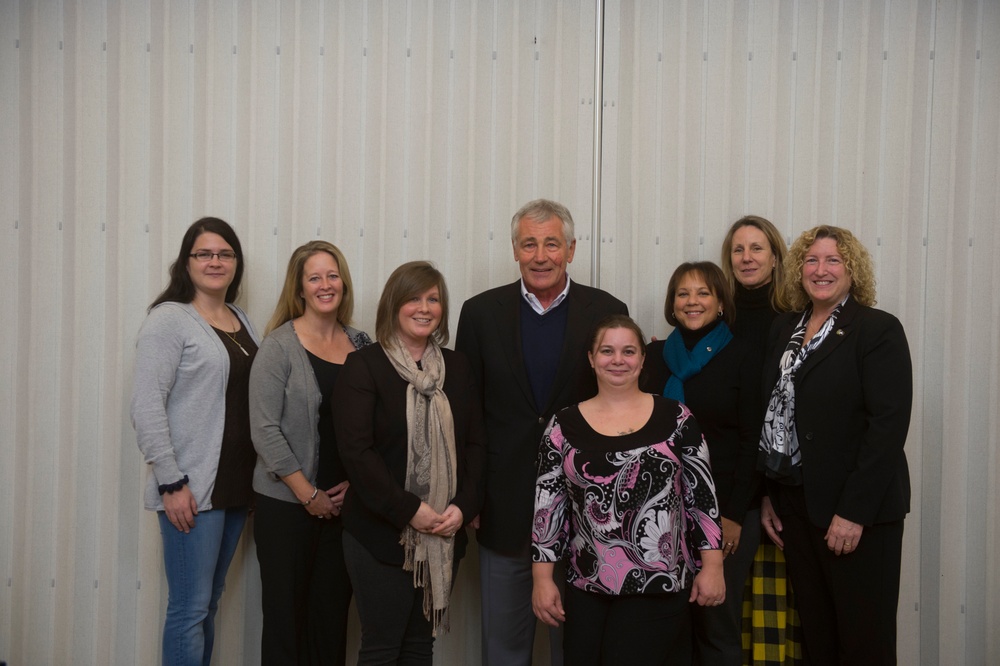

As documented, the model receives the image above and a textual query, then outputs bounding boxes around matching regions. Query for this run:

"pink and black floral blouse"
[531,396,722,595]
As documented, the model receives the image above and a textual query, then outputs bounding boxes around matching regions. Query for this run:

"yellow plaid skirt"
[741,543,803,664]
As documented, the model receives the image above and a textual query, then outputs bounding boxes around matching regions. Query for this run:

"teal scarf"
[661,322,733,402]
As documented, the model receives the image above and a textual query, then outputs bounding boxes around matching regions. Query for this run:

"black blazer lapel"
[796,297,860,381]
[492,282,536,409]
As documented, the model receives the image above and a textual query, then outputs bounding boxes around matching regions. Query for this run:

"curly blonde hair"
[783,225,876,311]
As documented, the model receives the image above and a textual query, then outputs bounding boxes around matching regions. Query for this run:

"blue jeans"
[158,507,248,666]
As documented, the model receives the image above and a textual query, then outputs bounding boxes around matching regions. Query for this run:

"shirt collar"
[520,276,572,315]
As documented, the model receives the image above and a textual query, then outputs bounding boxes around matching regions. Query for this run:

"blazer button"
[538,416,546,425]
[805,432,813,441]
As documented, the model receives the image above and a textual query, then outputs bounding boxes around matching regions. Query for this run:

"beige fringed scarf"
[383,336,458,635]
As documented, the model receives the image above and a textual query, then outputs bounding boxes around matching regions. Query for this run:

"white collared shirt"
[520,276,572,315]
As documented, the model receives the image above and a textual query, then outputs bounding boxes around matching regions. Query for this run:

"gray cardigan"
[249,320,372,503]
[131,301,260,511]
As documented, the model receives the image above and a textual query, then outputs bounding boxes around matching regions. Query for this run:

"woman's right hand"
[531,564,565,627]
[760,495,784,549]
[302,488,336,519]
[163,485,199,533]
[408,501,444,533]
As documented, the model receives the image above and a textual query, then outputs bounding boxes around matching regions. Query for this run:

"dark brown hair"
[663,261,735,328]
[150,217,245,310]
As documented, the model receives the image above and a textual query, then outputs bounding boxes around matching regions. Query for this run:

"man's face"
[513,214,576,302]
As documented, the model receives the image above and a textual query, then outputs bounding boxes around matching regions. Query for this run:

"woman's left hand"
[690,550,726,606]
[825,514,864,556]
[721,517,742,558]
[325,480,350,516]
[430,504,464,539]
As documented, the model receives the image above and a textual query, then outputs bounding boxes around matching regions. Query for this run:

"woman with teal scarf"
[641,261,764,666]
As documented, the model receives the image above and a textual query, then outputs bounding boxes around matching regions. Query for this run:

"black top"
[211,325,259,508]
[641,332,763,523]
[732,282,780,355]
[305,350,346,490]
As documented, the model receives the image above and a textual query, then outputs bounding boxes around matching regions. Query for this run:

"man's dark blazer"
[333,343,486,566]
[455,279,628,556]
[762,296,912,529]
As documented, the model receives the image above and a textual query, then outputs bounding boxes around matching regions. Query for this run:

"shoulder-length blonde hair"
[264,241,356,335]
[720,215,790,312]
[375,261,450,346]
[783,225,877,311]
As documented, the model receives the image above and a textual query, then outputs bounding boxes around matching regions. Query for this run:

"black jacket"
[333,344,485,565]
[455,280,628,555]
[762,296,912,528]
[642,335,763,524]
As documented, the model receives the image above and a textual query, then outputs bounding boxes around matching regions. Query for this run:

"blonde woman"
[249,241,371,665]
[759,226,911,664]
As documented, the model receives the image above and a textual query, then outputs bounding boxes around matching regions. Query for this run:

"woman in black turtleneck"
[641,261,762,666]
[721,215,802,665]
[721,215,790,350]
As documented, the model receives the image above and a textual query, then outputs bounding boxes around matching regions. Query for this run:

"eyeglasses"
[190,250,237,262]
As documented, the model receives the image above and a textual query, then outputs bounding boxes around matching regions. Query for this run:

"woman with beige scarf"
[333,261,485,664]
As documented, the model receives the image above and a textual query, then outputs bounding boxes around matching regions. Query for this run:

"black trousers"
[343,530,458,666]
[691,508,761,666]
[563,584,693,665]
[253,492,353,666]
[777,498,903,665]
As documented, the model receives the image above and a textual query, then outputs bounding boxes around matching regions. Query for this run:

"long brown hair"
[150,217,245,310]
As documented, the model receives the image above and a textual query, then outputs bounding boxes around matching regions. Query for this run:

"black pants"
[691,508,761,666]
[343,530,460,666]
[778,505,903,665]
[253,492,353,666]
[563,584,693,665]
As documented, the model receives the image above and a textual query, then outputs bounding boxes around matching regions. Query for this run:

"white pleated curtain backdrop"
[0,1,997,664]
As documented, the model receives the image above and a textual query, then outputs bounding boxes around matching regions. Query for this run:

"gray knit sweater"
[249,320,372,503]
[131,301,260,511]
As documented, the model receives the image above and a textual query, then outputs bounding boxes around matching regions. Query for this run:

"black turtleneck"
[678,318,722,351]
[732,282,780,355]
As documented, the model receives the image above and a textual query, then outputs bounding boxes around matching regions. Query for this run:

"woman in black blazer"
[333,261,484,665]
[759,226,912,666]
[642,261,763,665]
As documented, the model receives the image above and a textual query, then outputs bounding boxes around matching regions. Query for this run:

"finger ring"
[725,541,734,547]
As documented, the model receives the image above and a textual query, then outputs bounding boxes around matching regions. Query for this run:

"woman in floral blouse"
[531,314,725,665]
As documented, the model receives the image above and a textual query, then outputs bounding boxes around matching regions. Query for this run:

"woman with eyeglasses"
[131,217,260,666]
[249,241,372,665]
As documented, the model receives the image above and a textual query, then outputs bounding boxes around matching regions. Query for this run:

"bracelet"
[158,475,189,496]
[302,487,319,506]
